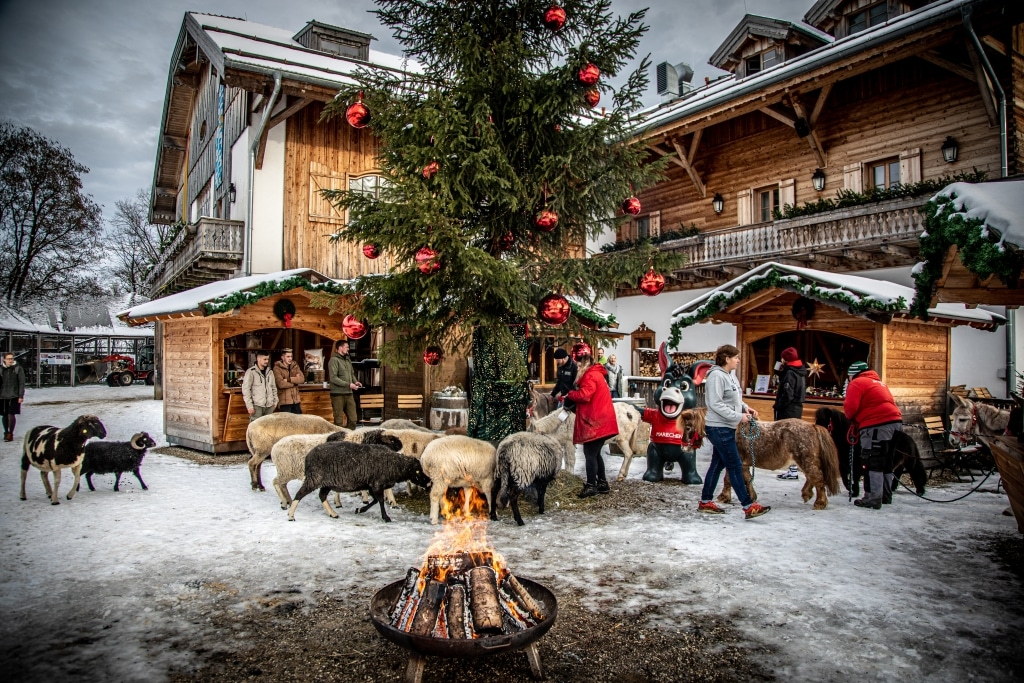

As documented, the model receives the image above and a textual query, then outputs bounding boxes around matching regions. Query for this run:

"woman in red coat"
[566,342,619,498]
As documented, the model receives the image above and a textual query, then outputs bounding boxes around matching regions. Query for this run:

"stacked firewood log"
[389,552,545,638]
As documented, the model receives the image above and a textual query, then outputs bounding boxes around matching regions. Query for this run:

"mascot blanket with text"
[642,343,712,483]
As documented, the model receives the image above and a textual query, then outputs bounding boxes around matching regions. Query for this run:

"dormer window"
[745,48,781,76]
[848,3,888,35]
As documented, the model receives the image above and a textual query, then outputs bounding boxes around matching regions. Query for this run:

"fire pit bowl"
[370,577,558,682]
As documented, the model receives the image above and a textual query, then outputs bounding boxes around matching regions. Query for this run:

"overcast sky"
[0,0,812,224]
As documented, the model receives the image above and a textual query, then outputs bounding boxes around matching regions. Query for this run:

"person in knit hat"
[773,347,808,480]
[843,360,903,509]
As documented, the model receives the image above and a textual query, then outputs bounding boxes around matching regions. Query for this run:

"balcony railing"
[145,218,245,297]
[657,196,928,282]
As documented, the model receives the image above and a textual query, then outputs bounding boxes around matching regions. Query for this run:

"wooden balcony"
[637,196,928,291]
[146,218,245,297]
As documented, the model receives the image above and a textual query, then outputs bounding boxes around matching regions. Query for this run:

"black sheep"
[79,432,157,492]
[20,414,107,505]
[287,439,429,522]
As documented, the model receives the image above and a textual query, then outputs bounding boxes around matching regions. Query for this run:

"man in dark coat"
[549,348,577,403]
[774,347,808,480]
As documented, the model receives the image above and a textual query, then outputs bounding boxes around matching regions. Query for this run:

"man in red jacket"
[566,342,619,498]
[843,361,903,509]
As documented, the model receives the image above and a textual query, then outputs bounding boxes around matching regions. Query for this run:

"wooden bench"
[397,394,425,424]
[971,387,994,399]
[359,394,385,424]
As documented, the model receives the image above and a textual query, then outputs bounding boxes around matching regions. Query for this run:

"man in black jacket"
[774,346,807,480]
[550,348,577,404]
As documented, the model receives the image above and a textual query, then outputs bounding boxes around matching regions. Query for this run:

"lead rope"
[845,423,858,502]
[739,419,761,482]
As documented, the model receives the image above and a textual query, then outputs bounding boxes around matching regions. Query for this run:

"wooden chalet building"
[594,0,1024,402]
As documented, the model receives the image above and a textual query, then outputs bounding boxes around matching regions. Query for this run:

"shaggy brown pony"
[677,408,842,510]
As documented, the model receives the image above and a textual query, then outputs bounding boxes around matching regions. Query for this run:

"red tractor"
[99,354,155,386]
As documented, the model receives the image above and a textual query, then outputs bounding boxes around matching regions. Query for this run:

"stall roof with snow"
[911,178,1024,310]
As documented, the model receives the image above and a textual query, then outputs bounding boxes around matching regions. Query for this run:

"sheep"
[79,432,156,492]
[286,439,428,522]
[490,431,562,526]
[20,415,107,505]
[419,435,497,525]
[268,434,335,510]
[245,414,346,492]
[527,410,575,470]
[529,402,643,479]
[379,418,437,434]
[330,428,441,505]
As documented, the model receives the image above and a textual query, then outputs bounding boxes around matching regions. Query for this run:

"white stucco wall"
[228,135,248,223]
[598,264,1015,396]
[246,122,285,274]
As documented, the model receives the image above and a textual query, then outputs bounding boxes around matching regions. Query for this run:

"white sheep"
[419,435,497,525]
[528,402,643,480]
[246,414,346,492]
[491,431,562,526]
[269,433,344,510]
[379,418,437,434]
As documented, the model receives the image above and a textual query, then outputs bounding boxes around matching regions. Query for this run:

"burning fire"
[387,488,545,638]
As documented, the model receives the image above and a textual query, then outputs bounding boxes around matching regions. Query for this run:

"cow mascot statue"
[641,343,713,483]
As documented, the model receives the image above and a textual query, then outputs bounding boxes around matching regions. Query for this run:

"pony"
[814,407,927,496]
[949,393,1011,444]
[678,408,841,509]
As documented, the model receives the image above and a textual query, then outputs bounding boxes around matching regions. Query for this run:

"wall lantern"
[228,183,237,204]
[811,168,826,192]
[941,136,959,163]
[712,193,724,214]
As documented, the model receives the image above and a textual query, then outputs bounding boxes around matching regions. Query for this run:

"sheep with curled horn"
[79,432,157,492]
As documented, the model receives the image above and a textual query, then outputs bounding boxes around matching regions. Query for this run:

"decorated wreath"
[791,297,816,330]
[273,298,297,328]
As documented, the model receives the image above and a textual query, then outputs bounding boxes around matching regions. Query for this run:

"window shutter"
[649,211,661,238]
[843,163,862,192]
[308,161,346,224]
[737,188,753,226]
[779,178,795,210]
[900,148,922,185]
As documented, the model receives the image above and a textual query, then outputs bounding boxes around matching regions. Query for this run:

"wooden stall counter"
[742,394,843,423]
[220,384,335,446]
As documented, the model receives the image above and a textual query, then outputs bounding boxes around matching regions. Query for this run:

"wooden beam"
[981,35,1006,56]
[965,39,998,126]
[790,96,827,168]
[936,288,1024,306]
[162,135,187,150]
[919,50,976,82]
[687,129,702,166]
[730,288,787,315]
[669,138,707,199]
[808,83,832,128]
[265,96,314,131]
[759,106,796,127]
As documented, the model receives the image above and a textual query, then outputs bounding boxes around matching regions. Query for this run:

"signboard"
[40,352,72,366]
[754,374,771,394]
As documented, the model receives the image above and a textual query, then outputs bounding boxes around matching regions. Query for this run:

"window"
[848,3,888,35]
[757,186,780,223]
[349,174,390,198]
[867,158,901,190]
[635,215,651,240]
[745,48,781,76]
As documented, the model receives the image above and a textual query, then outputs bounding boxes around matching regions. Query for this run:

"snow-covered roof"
[709,15,832,69]
[0,299,154,337]
[670,261,1005,331]
[933,178,1024,249]
[189,13,419,91]
[634,0,972,134]
[118,269,335,323]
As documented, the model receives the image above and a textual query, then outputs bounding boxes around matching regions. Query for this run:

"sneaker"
[578,484,598,499]
[697,501,725,514]
[777,467,799,480]
[744,502,771,519]
[853,497,881,510]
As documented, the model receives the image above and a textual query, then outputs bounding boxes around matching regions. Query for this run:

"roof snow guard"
[668,261,1004,343]
[117,269,350,325]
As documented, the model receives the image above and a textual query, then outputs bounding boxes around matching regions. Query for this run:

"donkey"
[949,393,1011,445]
[678,408,841,509]
[814,407,927,497]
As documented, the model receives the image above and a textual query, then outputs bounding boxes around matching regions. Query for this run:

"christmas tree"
[321,0,683,441]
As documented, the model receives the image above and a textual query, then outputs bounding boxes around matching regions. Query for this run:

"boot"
[4,432,11,442]
[882,474,895,504]
[679,450,703,485]
[578,483,598,499]
[596,478,610,494]
[854,471,884,509]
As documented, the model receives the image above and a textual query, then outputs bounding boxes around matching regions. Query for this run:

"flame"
[419,488,506,582]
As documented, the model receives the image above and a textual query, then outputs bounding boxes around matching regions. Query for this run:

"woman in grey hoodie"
[697,344,771,519]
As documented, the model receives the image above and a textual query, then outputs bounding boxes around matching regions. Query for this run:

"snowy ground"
[1,385,1022,682]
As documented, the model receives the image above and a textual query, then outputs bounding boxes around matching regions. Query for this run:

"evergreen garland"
[668,267,907,347]
[202,277,354,315]
[599,224,701,253]
[910,188,1023,319]
[468,323,530,441]
[773,169,987,221]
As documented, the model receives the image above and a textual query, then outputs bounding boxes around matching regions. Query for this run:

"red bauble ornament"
[342,314,368,339]
[543,5,566,31]
[362,243,380,259]
[639,268,666,296]
[499,232,516,251]
[579,63,600,85]
[422,161,440,179]
[583,89,600,108]
[534,209,559,232]
[622,196,642,215]
[345,93,371,129]
[538,293,571,326]
[423,346,443,366]
[415,246,440,273]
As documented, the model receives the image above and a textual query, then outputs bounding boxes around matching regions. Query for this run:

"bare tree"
[0,121,104,305]
[107,188,173,298]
